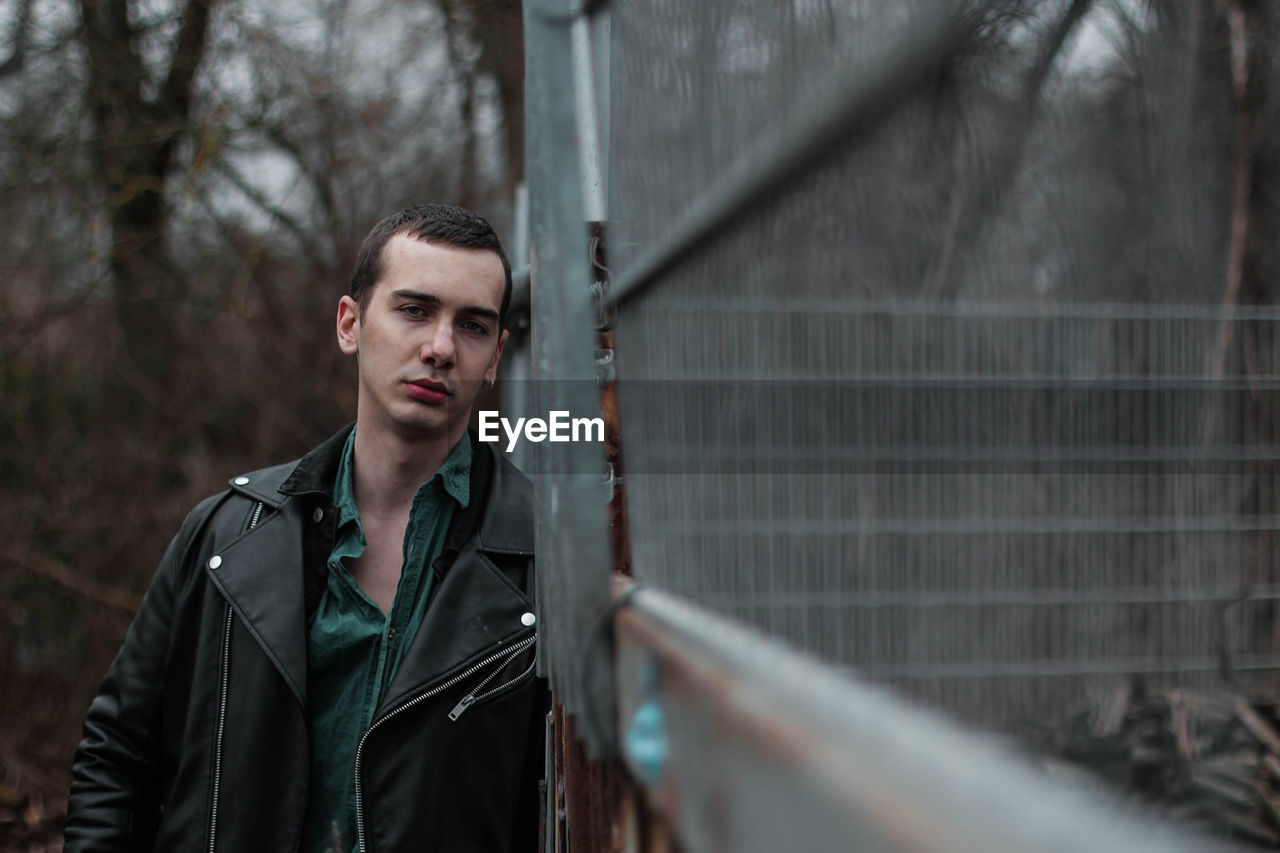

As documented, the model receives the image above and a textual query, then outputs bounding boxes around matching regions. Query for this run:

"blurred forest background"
[2,0,1280,849]
[0,0,522,844]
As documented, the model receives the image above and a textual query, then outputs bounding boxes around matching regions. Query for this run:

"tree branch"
[925,0,1097,299]
[161,0,215,133]
[16,550,142,614]
[440,0,479,207]
[211,154,329,261]
[0,0,33,78]
[252,117,341,237]
[1203,0,1254,441]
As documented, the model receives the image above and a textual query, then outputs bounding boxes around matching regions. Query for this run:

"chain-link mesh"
[607,0,1280,730]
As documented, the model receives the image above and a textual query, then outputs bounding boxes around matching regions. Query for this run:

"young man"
[66,205,545,853]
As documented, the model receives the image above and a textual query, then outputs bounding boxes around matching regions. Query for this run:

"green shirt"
[302,430,472,853]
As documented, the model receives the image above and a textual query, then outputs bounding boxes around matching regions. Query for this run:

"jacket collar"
[242,424,533,554]
[279,422,354,497]
[221,423,353,508]
[213,424,533,710]
[249,425,533,558]
[477,445,534,556]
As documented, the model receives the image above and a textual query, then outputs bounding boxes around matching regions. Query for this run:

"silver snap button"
[233,476,250,486]
[312,507,324,523]
[208,555,222,570]
[520,612,536,627]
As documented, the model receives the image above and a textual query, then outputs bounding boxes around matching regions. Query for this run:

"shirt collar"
[436,433,472,508]
[332,429,473,524]
[332,430,361,528]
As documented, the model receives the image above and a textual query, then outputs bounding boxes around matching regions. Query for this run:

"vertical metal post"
[524,0,611,721]
[571,16,606,223]
[505,186,533,474]
[527,3,667,851]
[571,5,631,578]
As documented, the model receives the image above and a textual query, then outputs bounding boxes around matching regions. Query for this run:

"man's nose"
[420,320,456,367]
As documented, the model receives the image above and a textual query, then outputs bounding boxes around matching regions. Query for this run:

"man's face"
[336,234,508,444]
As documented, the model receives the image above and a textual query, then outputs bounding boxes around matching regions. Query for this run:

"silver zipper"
[209,501,262,853]
[353,633,537,852]
[209,603,233,853]
[448,649,538,721]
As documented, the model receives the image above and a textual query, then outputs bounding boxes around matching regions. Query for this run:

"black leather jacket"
[66,426,547,853]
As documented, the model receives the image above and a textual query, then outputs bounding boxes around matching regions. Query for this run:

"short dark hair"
[349,204,513,327]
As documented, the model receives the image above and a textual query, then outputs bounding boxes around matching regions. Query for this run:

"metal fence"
[619,300,1280,728]
[601,0,1280,731]
[518,0,1280,848]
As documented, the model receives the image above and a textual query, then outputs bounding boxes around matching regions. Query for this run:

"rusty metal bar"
[613,586,1225,853]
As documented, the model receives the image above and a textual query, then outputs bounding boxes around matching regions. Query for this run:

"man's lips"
[405,380,450,403]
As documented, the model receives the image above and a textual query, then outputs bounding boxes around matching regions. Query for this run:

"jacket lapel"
[200,434,534,717]
[206,501,310,709]
[378,444,537,713]
[378,539,534,714]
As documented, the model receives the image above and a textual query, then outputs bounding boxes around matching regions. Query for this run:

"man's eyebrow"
[390,289,500,322]
[390,289,441,304]
[462,306,501,322]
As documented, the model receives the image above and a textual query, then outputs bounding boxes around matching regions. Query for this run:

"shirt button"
[312,507,324,523]
[233,476,250,486]
[520,612,536,627]
[388,627,397,640]
[208,555,222,569]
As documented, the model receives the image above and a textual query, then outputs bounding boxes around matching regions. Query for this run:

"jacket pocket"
[447,634,537,721]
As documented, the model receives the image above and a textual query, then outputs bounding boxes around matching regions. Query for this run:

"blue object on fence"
[623,700,669,783]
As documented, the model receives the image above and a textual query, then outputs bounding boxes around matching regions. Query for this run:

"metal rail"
[606,1,971,309]
[702,585,1280,608]
[614,586,1228,853]
[620,295,1280,321]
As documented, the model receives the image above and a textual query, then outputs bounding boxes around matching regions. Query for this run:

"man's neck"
[350,423,465,520]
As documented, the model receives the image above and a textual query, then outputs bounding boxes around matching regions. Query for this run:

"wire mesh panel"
[607,0,1280,731]
[617,301,1280,727]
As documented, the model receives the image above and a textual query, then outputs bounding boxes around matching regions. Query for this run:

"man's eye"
[401,305,427,317]
[461,320,489,334]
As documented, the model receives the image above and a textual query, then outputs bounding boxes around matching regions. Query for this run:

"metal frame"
[522,0,1251,849]
[614,586,1224,853]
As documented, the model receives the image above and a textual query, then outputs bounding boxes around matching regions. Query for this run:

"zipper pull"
[448,693,477,721]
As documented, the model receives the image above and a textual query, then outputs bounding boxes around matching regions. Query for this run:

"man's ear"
[336,295,361,355]
[486,328,509,381]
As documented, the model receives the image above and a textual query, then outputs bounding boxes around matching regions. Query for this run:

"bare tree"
[80,0,217,401]
[926,0,1098,299]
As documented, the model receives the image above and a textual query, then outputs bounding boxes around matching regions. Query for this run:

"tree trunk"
[79,0,215,409]
[463,0,525,188]
[925,0,1096,299]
